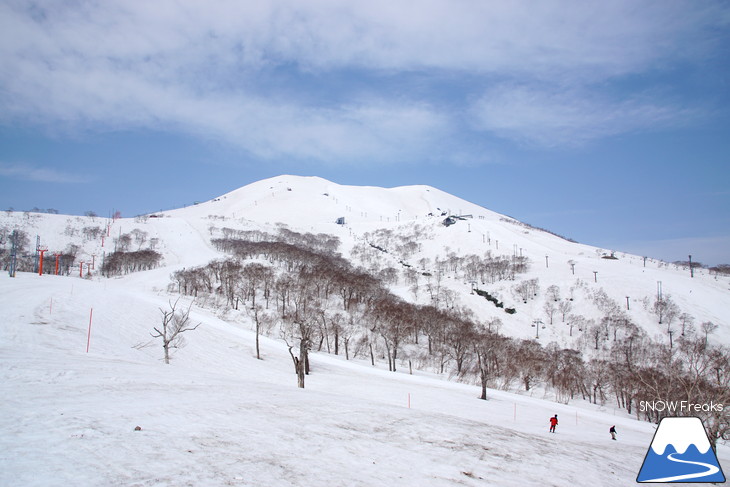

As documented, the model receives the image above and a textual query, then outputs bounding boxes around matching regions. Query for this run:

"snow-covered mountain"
[1,175,728,486]
[175,175,729,346]
[4,175,728,347]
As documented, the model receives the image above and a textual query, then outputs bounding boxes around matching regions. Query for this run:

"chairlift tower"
[54,253,62,275]
[8,230,18,277]
[37,246,48,276]
[34,235,41,273]
[532,319,544,339]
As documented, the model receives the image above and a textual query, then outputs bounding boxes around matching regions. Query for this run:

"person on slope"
[549,414,558,433]
[610,425,617,440]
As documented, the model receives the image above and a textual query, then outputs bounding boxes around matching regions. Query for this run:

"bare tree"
[587,358,610,404]
[701,321,718,346]
[247,304,272,360]
[473,327,504,400]
[282,309,317,389]
[444,312,475,376]
[514,339,545,391]
[151,298,200,364]
[546,285,561,302]
[678,313,694,336]
[558,300,572,322]
[116,233,132,252]
[130,228,148,250]
[652,294,680,328]
[543,301,557,325]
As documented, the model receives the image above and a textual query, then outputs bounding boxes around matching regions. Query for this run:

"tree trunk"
[296,358,305,388]
[255,321,260,360]
[478,353,487,400]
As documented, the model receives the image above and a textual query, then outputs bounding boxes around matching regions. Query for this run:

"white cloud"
[0,0,725,159]
[471,84,696,147]
[0,162,91,183]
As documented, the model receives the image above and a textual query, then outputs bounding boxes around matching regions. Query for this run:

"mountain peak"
[169,175,500,228]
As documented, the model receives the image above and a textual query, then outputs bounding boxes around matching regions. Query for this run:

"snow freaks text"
[639,400,724,413]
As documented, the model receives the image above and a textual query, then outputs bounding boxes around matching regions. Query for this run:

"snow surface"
[2,175,729,486]
[3,272,727,486]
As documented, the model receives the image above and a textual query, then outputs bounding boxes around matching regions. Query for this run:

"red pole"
[38,249,46,275]
[79,262,84,278]
[54,253,60,275]
[86,308,93,353]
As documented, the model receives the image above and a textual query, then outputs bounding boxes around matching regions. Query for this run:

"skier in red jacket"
[549,414,558,433]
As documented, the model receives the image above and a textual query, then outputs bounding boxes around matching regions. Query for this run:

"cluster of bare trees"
[604,330,730,446]
[360,226,429,261]
[513,278,540,303]
[0,228,30,271]
[111,229,149,252]
[102,250,162,276]
[215,227,341,255]
[171,234,596,400]
[82,226,104,241]
[169,231,729,445]
[709,264,730,276]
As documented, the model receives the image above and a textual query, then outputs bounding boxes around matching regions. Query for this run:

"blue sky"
[1,1,729,265]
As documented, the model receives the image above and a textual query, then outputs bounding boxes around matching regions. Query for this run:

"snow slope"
[3,272,726,486]
[2,175,729,486]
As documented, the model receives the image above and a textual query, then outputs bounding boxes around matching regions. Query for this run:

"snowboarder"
[549,414,558,433]
[610,425,617,440]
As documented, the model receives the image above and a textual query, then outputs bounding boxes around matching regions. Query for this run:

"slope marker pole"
[86,308,93,353]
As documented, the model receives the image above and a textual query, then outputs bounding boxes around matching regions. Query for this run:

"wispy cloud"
[0,0,725,161]
[470,84,697,147]
[0,162,91,183]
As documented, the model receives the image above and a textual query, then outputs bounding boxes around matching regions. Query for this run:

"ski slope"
[2,175,729,485]
[3,272,726,486]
